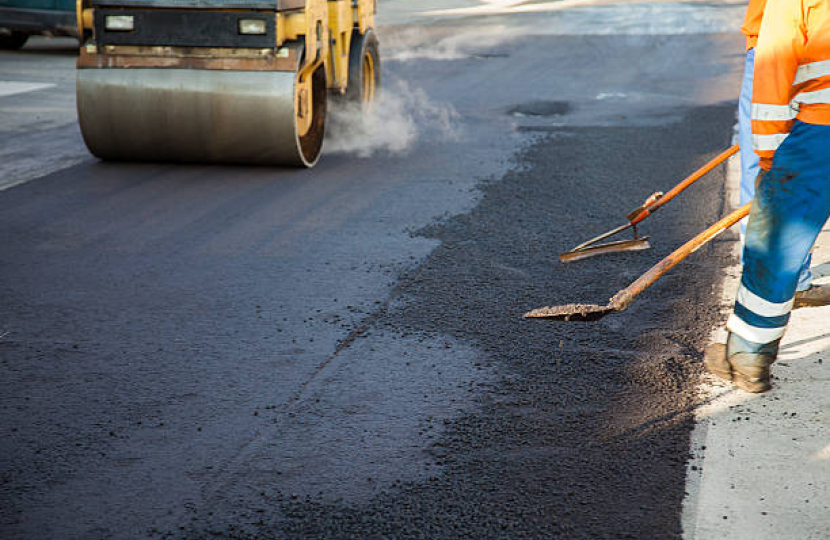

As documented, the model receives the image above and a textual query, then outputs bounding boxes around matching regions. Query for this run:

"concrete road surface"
[1,1,757,538]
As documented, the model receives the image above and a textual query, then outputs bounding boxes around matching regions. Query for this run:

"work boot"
[794,284,830,308]
[703,333,779,393]
[703,343,731,382]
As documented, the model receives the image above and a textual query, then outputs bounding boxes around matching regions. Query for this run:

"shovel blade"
[523,303,614,321]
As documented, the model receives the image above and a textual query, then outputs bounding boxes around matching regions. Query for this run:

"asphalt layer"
[1,14,744,539]
[198,105,735,539]
[0,104,737,540]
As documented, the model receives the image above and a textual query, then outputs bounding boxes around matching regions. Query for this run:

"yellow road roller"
[75,0,380,167]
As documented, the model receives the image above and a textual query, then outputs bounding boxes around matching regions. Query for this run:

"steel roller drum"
[77,67,319,167]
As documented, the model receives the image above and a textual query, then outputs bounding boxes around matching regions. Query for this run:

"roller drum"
[77,68,320,167]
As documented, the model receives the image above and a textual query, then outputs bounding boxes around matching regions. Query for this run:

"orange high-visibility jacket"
[751,0,830,169]
[741,0,768,50]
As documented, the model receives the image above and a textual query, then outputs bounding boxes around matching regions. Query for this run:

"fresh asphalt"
[1,2,746,538]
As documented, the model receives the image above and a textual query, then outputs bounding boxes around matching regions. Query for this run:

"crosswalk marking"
[0,81,56,98]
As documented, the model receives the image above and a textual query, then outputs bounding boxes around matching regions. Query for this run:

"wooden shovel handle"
[628,144,740,225]
[610,202,751,311]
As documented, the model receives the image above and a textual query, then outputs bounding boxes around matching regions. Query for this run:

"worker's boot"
[703,332,779,393]
[794,284,830,308]
[703,342,731,382]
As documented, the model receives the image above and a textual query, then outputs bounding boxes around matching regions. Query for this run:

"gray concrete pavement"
[0,36,89,192]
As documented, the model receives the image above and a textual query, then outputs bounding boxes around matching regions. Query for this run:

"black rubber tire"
[0,31,29,50]
[344,29,380,105]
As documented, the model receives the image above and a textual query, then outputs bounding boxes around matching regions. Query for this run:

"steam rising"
[325,79,461,158]
[382,4,745,62]
[383,25,520,62]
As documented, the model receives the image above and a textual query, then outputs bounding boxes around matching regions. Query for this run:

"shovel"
[560,144,739,262]
[526,202,750,321]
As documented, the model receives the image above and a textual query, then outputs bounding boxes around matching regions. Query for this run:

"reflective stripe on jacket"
[751,0,830,169]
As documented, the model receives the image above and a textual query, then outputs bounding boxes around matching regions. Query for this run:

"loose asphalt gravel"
[177,104,738,539]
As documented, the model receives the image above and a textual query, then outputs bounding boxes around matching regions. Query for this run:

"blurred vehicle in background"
[0,0,76,49]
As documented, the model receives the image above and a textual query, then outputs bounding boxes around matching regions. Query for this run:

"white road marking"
[0,123,91,192]
[0,81,56,98]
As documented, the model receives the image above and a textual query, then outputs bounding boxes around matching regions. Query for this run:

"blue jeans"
[738,48,812,291]
[727,121,830,346]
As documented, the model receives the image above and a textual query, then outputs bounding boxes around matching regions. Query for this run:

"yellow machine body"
[75,0,378,167]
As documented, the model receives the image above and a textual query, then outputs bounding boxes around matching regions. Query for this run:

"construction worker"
[705,0,830,393]
[737,0,815,296]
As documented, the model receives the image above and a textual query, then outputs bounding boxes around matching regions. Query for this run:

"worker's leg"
[737,48,813,289]
[723,121,830,390]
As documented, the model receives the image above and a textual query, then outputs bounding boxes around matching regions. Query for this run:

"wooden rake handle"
[610,202,751,311]
[628,144,740,225]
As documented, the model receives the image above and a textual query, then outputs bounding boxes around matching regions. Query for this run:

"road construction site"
[1,1,827,539]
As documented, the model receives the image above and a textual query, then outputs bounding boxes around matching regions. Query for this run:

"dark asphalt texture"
[4,107,733,540]
[1,20,743,540]
[266,105,736,540]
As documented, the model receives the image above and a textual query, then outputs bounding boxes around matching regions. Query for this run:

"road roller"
[75,0,380,167]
